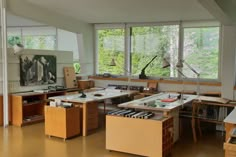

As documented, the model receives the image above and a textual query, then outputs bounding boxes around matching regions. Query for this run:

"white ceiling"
[26,0,215,23]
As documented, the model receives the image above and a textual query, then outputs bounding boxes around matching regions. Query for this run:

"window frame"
[94,24,127,76]
[180,21,221,82]
[94,21,221,82]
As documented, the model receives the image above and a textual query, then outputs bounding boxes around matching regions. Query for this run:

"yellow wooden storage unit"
[224,133,236,157]
[45,106,80,140]
[106,115,173,157]
[12,92,45,126]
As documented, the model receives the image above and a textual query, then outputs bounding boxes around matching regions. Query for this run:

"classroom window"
[7,26,81,73]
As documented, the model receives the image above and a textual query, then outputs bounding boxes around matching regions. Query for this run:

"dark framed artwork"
[19,55,57,86]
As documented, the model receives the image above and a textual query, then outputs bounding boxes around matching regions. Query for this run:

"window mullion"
[178,22,184,78]
[125,24,131,76]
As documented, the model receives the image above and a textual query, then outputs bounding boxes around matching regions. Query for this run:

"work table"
[118,92,198,113]
[224,108,236,124]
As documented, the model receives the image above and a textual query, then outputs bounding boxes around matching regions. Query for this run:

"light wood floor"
[0,122,225,157]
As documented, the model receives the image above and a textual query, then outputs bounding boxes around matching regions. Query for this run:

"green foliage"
[73,63,80,74]
[23,35,56,50]
[183,27,219,79]
[8,36,21,47]
[97,25,219,79]
[97,29,125,75]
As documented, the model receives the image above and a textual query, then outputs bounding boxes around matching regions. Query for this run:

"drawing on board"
[19,55,57,86]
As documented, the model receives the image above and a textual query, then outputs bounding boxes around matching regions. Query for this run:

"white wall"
[57,29,79,60]
[221,25,236,100]
[7,13,44,27]
[6,48,73,93]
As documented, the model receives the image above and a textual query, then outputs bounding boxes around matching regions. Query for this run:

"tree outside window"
[7,36,22,47]
[97,29,125,75]
[183,27,219,79]
[131,25,179,78]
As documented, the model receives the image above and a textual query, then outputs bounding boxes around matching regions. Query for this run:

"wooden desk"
[49,89,136,136]
[191,96,236,143]
[118,92,197,143]
[224,108,236,157]
[224,108,236,141]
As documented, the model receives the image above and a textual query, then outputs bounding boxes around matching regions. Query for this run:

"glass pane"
[131,25,179,77]
[22,27,56,50]
[97,29,125,75]
[23,35,56,50]
[7,27,22,47]
[183,27,219,79]
[7,35,22,47]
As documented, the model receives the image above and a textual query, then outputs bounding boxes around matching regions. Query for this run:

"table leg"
[197,106,202,137]
[82,103,87,136]
[192,102,197,143]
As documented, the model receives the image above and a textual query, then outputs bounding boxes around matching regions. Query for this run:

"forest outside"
[97,25,219,80]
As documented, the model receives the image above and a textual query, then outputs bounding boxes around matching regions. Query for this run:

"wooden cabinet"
[11,91,68,127]
[78,80,94,90]
[224,110,236,157]
[106,115,173,157]
[224,127,236,157]
[225,123,236,141]
[45,106,80,139]
[224,141,236,157]
[12,92,45,126]
[0,95,13,125]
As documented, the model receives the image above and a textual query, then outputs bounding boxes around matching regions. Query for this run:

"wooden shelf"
[196,118,223,124]
[22,115,44,125]
[89,76,128,81]
[23,100,45,106]
[11,91,67,127]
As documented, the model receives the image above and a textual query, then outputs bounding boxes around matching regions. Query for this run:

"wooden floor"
[0,122,225,157]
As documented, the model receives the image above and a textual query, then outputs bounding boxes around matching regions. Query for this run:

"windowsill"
[88,75,221,86]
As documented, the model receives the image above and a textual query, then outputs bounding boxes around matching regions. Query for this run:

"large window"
[7,26,81,73]
[7,27,56,50]
[97,28,125,75]
[95,22,220,80]
[131,25,179,77]
[183,27,220,79]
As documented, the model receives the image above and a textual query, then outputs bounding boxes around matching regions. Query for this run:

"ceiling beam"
[7,0,92,33]
[198,0,233,25]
